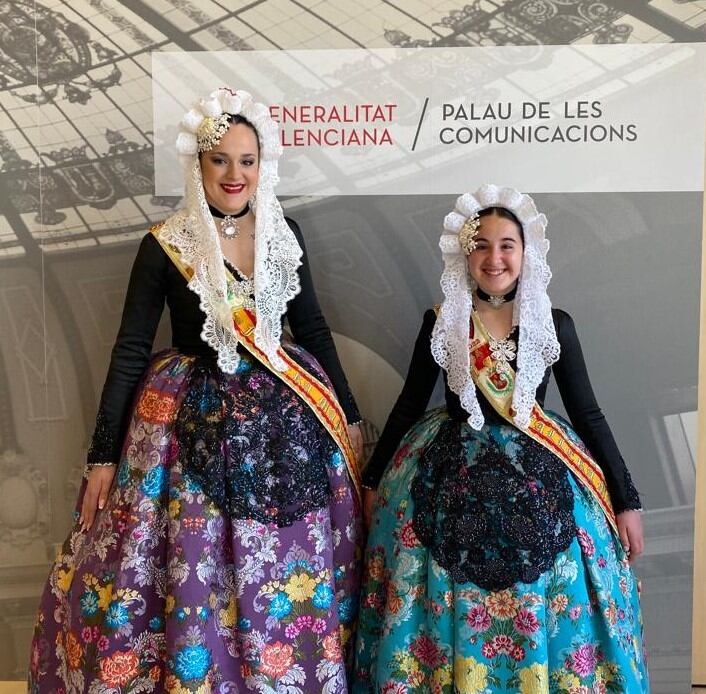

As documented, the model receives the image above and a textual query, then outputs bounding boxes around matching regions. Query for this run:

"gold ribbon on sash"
[151,224,361,501]
[468,311,618,535]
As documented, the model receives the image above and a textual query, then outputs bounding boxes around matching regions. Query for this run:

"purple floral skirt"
[29,348,362,693]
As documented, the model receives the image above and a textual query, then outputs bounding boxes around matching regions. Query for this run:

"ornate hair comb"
[458,214,480,255]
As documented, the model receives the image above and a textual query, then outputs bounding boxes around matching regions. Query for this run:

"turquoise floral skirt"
[353,408,649,693]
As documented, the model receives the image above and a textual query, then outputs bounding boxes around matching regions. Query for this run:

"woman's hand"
[347,423,364,463]
[616,510,644,563]
[363,488,377,529]
[80,465,116,532]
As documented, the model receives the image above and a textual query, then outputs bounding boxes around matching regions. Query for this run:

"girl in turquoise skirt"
[354,185,648,693]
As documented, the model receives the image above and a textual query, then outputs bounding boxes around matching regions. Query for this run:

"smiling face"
[466,211,524,295]
[200,121,259,214]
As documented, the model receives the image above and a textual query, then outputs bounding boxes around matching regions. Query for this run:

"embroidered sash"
[151,224,361,501]
[469,311,618,534]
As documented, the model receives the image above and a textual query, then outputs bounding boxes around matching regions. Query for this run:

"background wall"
[1,1,704,690]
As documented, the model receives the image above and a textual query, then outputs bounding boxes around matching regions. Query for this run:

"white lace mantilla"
[431,184,560,430]
[161,88,302,374]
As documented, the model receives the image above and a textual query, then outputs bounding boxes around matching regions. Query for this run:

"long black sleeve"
[362,309,440,488]
[87,233,167,466]
[86,220,363,465]
[552,309,641,513]
[285,218,361,423]
[362,307,641,512]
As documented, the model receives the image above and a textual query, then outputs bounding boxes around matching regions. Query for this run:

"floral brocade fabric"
[411,418,576,590]
[354,408,649,693]
[29,348,362,694]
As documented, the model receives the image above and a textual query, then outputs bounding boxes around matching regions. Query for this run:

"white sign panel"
[153,45,706,195]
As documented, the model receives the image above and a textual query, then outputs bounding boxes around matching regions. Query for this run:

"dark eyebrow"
[207,151,258,157]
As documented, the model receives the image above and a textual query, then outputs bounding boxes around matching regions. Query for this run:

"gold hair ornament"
[458,215,480,255]
[197,114,231,152]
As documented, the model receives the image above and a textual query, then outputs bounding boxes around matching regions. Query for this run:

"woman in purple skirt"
[28,88,364,693]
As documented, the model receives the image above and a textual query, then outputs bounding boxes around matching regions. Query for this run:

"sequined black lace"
[613,466,642,513]
[411,420,576,591]
[86,407,119,468]
[175,358,334,527]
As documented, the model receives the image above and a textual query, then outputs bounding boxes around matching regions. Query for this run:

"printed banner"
[153,45,706,195]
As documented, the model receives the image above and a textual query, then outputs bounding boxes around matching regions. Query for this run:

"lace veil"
[430,184,560,430]
[160,88,302,373]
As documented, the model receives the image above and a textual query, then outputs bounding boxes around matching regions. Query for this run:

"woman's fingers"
[616,510,644,563]
[79,466,116,532]
[80,481,99,532]
[99,473,113,510]
[626,516,644,562]
[618,522,630,555]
